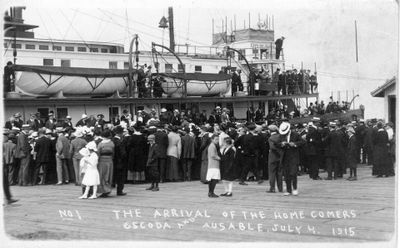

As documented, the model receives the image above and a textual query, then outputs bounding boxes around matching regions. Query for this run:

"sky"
[3,0,399,119]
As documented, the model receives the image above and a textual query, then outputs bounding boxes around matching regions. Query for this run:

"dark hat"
[97,114,104,118]
[114,126,124,134]
[246,122,256,131]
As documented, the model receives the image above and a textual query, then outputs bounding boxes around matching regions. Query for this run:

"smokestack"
[168,7,175,52]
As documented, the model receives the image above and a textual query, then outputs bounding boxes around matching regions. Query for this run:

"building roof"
[371,76,396,97]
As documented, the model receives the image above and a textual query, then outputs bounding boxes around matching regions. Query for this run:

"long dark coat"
[181,134,196,159]
[220,146,237,181]
[372,130,391,176]
[127,134,147,172]
[154,130,168,158]
[278,131,305,177]
[347,135,358,169]
[34,136,51,163]
[112,136,127,169]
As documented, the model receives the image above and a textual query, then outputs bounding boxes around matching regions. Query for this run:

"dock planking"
[2,165,396,243]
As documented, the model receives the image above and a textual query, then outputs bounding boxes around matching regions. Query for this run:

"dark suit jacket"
[35,136,51,163]
[181,134,196,159]
[324,129,346,158]
[275,38,283,49]
[154,130,168,158]
[278,131,305,172]
[147,144,160,167]
[113,136,127,169]
[305,127,321,156]
[15,132,30,158]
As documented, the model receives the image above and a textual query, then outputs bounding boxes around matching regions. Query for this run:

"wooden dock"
[2,164,396,246]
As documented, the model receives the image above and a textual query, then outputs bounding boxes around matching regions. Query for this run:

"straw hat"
[279,122,291,135]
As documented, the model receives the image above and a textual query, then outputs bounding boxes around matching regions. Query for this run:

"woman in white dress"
[207,134,221,198]
[79,142,100,199]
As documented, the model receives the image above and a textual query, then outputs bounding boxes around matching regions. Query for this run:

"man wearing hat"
[275,36,285,59]
[33,129,51,185]
[27,113,39,131]
[324,122,346,180]
[95,114,106,130]
[346,127,358,181]
[13,113,23,128]
[169,110,181,126]
[69,130,87,186]
[4,132,16,186]
[76,114,89,127]
[159,108,169,125]
[239,122,263,185]
[45,112,57,130]
[3,133,18,204]
[181,127,196,181]
[63,116,74,131]
[112,126,128,195]
[154,124,169,183]
[145,134,161,191]
[16,124,32,186]
[305,122,322,180]
[35,112,45,129]
[277,122,305,196]
[267,124,283,193]
[355,119,367,164]
[55,128,71,185]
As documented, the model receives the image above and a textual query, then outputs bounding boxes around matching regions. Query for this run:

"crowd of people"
[231,67,318,97]
[3,106,395,203]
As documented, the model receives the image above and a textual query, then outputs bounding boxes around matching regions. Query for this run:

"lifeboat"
[157,72,231,97]
[12,65,232,97]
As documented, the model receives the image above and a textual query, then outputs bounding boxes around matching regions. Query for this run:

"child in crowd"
[79,142,99,199]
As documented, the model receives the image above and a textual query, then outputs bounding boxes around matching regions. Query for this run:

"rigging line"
[47,11,64,38]
[154,50,179,73]
[60,9,91,49]
[75,9,165,43]
[318,71,387,80]
[99,8,211,47]
[37,9,55,47]
[3,40,12,56]
[63,10,78,40]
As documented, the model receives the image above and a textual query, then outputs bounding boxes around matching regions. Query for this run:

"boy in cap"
[146,134,160,191]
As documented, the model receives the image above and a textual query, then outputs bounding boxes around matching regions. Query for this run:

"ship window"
[123,62,129,69]
[109,47,117,53]
[56,108,68,121]
[43,59,54,66]
[101,48,108,53]
[11,43,22,49]
[90,47,99,53]
[65,46,74,51]
[238,49,246,60]
[4,43,8,48]
[109,61,118,69]
[165,64,173,73]
[194,65,202,72]
[53,45,62,51]
[25,44,35,50]
[61,60,71,68]
[39,45,49,50]
[109,107,119,121]
[78,47,87,52]
[178,64,185,73]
